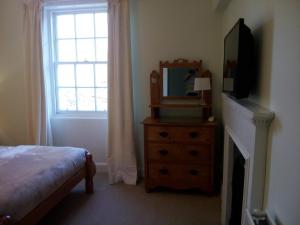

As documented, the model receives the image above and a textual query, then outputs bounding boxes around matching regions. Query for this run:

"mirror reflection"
[162,67,200,97]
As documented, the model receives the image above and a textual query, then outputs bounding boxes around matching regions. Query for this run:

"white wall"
[212,0,231,12]
[0,0,107,166]
[130,0,223,168]
[0,0,28,145]
[222,0,300,224]
[52,117,107,169]
[267,1,300,224]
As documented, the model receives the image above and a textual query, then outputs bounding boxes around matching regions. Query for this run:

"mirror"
[162,67,200,97]
[160,59,203,99]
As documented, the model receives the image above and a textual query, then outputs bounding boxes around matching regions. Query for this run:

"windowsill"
[52,112,108,120]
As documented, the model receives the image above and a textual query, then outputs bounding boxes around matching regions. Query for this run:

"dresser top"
[142,117,217,127]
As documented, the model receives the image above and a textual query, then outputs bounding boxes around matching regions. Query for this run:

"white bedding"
[0,145,86,222]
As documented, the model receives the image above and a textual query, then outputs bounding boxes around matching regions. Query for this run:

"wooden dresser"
[143,117,216,193]
[143,59,216,193]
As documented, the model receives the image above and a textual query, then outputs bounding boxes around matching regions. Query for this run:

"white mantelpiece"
[221,93,274,225]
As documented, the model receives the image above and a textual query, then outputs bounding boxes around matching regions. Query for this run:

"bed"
[0,145,96,225]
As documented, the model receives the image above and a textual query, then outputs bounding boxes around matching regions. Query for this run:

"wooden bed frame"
[0,151,96,225]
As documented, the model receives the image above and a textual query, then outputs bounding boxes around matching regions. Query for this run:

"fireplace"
[229,144,245,225]
[221,94,274,225]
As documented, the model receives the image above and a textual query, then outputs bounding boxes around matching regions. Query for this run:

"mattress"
[0,145,86,222]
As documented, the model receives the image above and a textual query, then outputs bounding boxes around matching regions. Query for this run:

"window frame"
[44,2,108,117]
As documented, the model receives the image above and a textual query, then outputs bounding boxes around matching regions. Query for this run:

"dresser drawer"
[179,144,212,164]
[147,143,179,161]
[145,125,213,143]
[145,126,172,141]
[147,143,211,163]
[143,117,216,192]
[173,127,213,143]
[148,163,211,181]
[179,165,211,181]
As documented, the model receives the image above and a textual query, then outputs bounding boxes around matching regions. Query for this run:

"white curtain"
[107,0,137,184]
[22,0,53,145]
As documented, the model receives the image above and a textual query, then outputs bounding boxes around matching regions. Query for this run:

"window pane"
[58,40,76,62]
[57,64,75,87]
[95,64,107,87]
[58,88,76,111]
[96,38,108,61]
[50,8,108,114]
[56,15,75,39]
[75,14,94,38]
[77,88,95,111]
[95,13,108,37]
[96,88,107,111]
[77,39,95,62]
[76,64,94,87]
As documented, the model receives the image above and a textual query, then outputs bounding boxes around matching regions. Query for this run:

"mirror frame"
[159,58,203,99]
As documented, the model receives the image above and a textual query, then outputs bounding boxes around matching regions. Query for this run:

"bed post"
[0,215,12,225]
[85,152,96,193]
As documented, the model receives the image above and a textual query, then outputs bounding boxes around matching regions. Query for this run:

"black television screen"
[223,18,254,99]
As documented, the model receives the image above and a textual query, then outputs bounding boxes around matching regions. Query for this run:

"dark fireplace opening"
[229,144,245,225]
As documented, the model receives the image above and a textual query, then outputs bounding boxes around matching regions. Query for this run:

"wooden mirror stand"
[149,59,212,120]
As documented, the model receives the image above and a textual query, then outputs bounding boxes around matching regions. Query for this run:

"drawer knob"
[159,168,169,175]
[189,150,199,156]
[189,132,199,139]
[159,131,169,138]
[159,149,168,156]
[189,169,199,176]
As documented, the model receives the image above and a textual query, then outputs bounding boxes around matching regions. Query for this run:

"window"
[45,3,108,114]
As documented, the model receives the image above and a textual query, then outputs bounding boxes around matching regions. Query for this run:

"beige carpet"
[38,173,221,225]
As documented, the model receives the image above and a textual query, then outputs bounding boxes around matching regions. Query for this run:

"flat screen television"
[223,18,254,99]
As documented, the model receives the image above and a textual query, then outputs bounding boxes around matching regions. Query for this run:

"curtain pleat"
[107,0,137,184]
[23,0,53,145]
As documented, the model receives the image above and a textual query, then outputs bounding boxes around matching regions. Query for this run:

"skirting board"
[95,162,107,173]
[95,162,144,179]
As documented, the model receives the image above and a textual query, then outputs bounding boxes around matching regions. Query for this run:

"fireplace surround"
[221,93,274,225]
